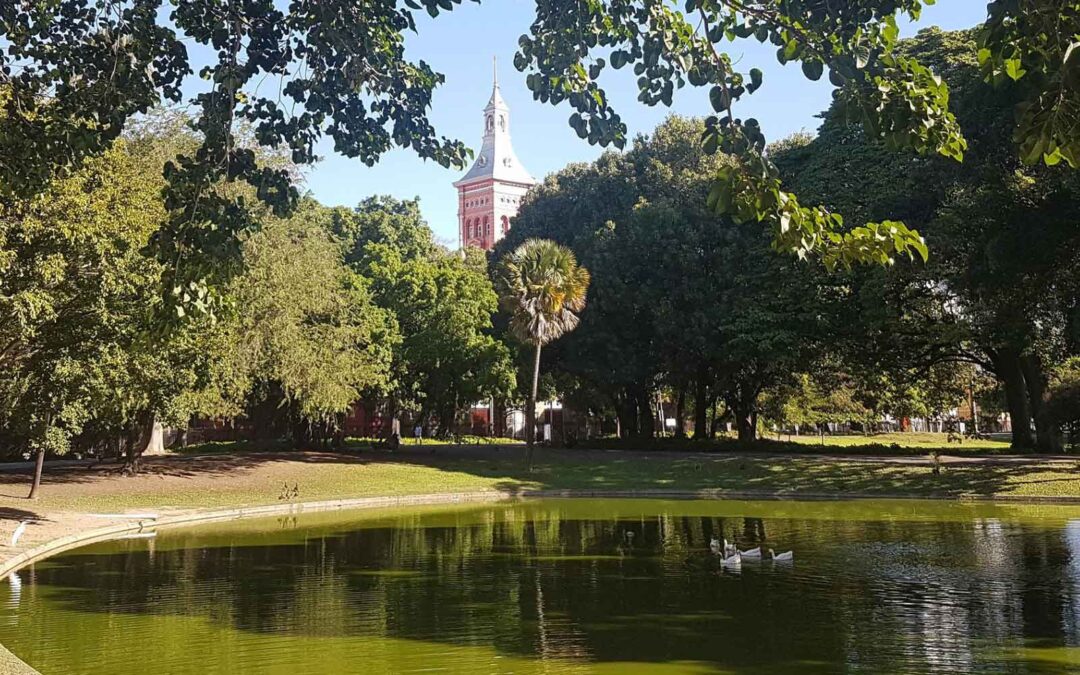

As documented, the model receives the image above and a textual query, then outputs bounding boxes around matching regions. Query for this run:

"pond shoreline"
[11,485,1080,580]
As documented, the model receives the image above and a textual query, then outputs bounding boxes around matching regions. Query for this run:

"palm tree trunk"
[527,341,542,470]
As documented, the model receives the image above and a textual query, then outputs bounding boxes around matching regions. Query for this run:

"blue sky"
[303,3,989,245]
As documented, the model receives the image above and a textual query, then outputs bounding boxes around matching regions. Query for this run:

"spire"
[486,55,507,111]
[454,55,535,188]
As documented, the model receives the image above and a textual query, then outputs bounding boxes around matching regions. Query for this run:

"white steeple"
[453,58,536,187]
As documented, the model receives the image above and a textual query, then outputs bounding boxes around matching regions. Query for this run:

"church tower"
[454,60,536,250]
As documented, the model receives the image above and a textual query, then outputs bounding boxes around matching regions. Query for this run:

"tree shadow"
[0,506,47,522]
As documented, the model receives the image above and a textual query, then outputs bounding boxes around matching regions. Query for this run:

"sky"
[302,2,990,246]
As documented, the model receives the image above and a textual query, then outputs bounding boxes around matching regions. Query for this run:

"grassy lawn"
[578,431,1013,455]
[3,442,1079,518]
[771,431,1011,452]
[170,436,522,457]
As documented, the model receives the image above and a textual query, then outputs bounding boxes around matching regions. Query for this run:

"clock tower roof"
[453,58,536,188]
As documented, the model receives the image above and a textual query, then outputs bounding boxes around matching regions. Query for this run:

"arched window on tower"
[501,216,510,234]
[483,216,489,237]
[465,218,473,240]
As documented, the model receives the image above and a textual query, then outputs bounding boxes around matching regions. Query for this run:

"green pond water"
[6,498,1080,673]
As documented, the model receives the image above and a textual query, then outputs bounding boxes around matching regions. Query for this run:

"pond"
[5,498,1080,673]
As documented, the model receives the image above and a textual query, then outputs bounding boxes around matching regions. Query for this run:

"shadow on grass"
[0,506,48,522]
[0,440,1076,504]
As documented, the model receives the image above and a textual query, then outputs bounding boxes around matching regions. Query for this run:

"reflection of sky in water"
[3,501,1080,674]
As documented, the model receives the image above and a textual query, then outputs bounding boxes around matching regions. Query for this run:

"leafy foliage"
[499,116,829,441]
[1,0,473,315]
[496,238,590,452]
[496,239,591,348]
[219,204,396,421]
[775,28,1080,450]
[978,0,1080,168]
[334,197,515,432]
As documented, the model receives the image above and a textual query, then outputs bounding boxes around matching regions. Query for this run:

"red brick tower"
[454,60,536,250]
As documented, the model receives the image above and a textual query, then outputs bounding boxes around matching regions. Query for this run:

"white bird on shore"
[10,521,28,547]
[739,547,762,559]
[721,551,742,567]
[770,549,793,562]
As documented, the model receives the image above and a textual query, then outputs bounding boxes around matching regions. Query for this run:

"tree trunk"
[526,342,542,469]
[732,399,756,443]
[693,376,709,440]
[122,412,156,474]
[674,386,687,439]
[1020,353,1064,453]
[142,416,166,455]
[637,387,654,439]
[616,389,637,438]
[27,446,45,500]
[992,348,1035,450]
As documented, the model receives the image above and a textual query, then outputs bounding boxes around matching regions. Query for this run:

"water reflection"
[3,500,1080,673]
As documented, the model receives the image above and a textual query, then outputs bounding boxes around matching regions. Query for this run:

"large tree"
[775,28,1080,451]
[212,202,397,446]
[496,239,590,462]
[333,197,515,435]
[0,140,227,493]
[500,115,832,442]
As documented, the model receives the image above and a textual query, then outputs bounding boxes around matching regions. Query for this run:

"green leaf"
[747,68,763,93]
[801,60,823,81]
[1004,58,1026,80]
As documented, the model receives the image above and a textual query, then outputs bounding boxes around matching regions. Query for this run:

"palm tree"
[496,239,590,468]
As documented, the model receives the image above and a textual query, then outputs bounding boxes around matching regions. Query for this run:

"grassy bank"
[570,431,1013,455]
[2,442,1078,518]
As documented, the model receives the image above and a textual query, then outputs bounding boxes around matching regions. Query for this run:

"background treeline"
[495,28,1080,451]
[0,115,516,469]
[3,28,1080,467]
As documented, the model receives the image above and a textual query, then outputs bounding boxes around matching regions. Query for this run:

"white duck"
[769,549,793,562]
[723,539,737,557]
[709,537,721,554]
[721,551,742,567]
[739,546,762,559]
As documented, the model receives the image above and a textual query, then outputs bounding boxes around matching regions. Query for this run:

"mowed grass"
[3,442,1080,517]
[772,431,1011,452]
[578,431,1014,455]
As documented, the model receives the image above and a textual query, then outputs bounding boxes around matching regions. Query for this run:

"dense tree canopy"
[332,197,515,435]
[497,116,834,441]
[2,0,1076,302]
[775,27,1080,450]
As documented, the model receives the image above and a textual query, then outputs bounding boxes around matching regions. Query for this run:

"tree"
[775,28,1080,451]
[1047,358,1080,449]
[214,202,396,446]
[499,116,831,443]
[496,239,590,465]
[0,139,227,492]
[333,197,515,435]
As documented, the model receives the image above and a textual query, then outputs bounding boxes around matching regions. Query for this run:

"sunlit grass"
[5,442,1080,517]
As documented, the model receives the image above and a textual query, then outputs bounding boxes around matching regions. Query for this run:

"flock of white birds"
[711,537,793,568]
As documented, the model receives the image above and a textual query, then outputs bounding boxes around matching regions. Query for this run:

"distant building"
[453,60,536,250]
